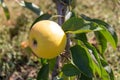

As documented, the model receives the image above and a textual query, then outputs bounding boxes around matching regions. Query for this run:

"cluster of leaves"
[30,11,118,80]
[61,13,118,80]
[0,0,118,80]
[0,0,42,20]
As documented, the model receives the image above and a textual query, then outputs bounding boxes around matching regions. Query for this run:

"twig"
[54,0,67,25]
[51,56,61,80]
[51,0,68,80]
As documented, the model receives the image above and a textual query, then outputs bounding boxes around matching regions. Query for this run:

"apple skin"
[28,20,66,59]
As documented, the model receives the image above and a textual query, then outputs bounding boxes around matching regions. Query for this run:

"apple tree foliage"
[0,0,118,80]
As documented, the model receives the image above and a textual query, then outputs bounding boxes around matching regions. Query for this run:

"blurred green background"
[0,0,120,80]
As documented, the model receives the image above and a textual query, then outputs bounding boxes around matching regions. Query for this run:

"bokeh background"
[0,0,120,80]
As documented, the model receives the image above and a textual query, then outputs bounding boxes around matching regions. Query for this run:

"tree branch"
[52,0,68,80]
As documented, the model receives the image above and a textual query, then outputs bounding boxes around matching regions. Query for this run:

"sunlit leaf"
[84,42,102,76]
[16,0,42,15]
[100,26,116,49]
[62,17,84,31]
[100,58,114,80]
[67,23,103,34]
[81,14,118,49]
[84,41,114,80]
[40,58,48,66]
[92,19,117,46]
[62,63,80,76]
[0,0,10,20]
[83,42,108,80]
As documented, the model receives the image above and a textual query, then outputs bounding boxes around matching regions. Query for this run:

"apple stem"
[52,0,68,79]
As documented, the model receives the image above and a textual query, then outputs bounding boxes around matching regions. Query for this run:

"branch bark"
[52,0,68,80]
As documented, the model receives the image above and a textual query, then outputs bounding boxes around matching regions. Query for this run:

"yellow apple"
[28,20,66,59]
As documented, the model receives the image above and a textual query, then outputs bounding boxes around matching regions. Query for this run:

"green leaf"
[0,0,10,20]
[95,32,107,55]
[84,42,114,80]
[100,68,111,80]
[37,64,49,80]
[81,14,118,48]
[84,43,100,64]
[83,42,109,80]
[70,41,94,77]
[85,43,106,80]
[48,58,56,72]
[100,58,114,80]
[79,73,93,80]
[71,41,112,80]
[84,43,114,80]
[100,26,116,49]
[62,63,80,76]
[62,17,84,32]
[40,58,48,66]
[16,0,42,15]
[67,23,103,34]
[84,42,102,76]
[30,13,52,29]
[75,33,87,42]
[91,19,117,45]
